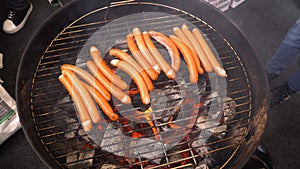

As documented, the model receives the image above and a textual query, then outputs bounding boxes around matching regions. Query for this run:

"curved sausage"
[169,35,198,83]
[84,83,119,121]
[181,24,213,72]
[148,30,181,72]
[109,48,154,91]
[192,28,227,77]
[58,74,92,132]
[173,27,204,74]
[61,64,111,101]
[127,33,158,80]
[89,46,128,90]
[61,69,101,124]
[143,31,176,79]
[87,60,131,104]
[111,59,150,105]
[133,28,160,74]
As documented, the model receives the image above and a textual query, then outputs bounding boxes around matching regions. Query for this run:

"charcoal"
[100,124,165,164]
[66,149,95,169]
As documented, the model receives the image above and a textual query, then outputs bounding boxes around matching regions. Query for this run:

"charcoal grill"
[16,0,269,169]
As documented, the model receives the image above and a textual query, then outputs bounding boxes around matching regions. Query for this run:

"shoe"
[270,82,296,107]
[2,3,33,34]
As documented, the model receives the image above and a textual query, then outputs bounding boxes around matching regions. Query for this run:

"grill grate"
[30,2,252,169]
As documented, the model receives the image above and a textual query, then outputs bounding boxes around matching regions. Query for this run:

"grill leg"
[242,144,275,169]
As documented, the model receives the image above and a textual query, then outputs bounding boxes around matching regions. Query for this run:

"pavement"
[0,0,299,168]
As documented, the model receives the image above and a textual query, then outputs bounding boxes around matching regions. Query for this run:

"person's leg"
[2,0,33,34]
[288,68,300,92]
[265,17,300,76]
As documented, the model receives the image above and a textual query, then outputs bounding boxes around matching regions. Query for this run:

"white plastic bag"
[0,85,21,145]
[231,0,246,8]
[203,0,246,12]
[204,0,232,12]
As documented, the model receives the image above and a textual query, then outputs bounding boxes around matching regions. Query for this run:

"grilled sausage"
[143,31,176,79]
[169,35,198,83]
[89,46,128,90]
[87,60,131,104]
[111,59,150,105]
[133,28,160,74]
[173,27,204,74]
[61,64,111,101]
[62,69,101,124]
[149,30,181,72]
[181,24,213,72]
[192,28,227,77]
[109,48,154,91]
[127,33,158,80]
[84,83,119,121]
[58,74,92,132]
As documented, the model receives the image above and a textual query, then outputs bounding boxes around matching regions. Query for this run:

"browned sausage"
[61,64,111,101]
[109,48,154,91]
[87,60,131,104]
[173,27,204,74]
[84,83,119,121]
[111,59,150,105]
[127,33,158,80]
[133,27,161,74]
[58,74,92,132]
[149,30,181,72]
[169,35,198,83]
[181,24,213,72]
[192,28,227,77]
[143,31,176,79]
[62,69,101,124]
[90,46,128,90]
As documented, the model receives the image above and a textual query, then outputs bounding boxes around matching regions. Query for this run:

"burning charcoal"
[100,124,165,164]
[196,114,227,135]
[100,163,122,169]
[151,84,184,123]
[66,150,95,168]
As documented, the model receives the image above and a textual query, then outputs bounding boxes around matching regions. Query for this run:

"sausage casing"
[90,46,128,90]
[58,74,92,132]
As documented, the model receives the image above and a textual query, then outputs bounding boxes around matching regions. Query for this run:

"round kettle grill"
[16,0,269,168]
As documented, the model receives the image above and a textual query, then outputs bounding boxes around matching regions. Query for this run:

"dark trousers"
[6,0,30,10]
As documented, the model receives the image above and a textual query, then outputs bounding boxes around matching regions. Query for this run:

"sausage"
[111,59,150,105]
[143,31,176,79]
[84,83,119,121]
[58,74,92,132]
[89,46,128,90]
[181,24,213,72]
[169,35,198,83]
[192,28,227,77]
[61,64,111,101]
[61,69,101,124]
[109,48,154,91]
[127,33,158,80]
[133,28,160,74]
[148,30,181,72]
[87,60,131,104]
[173,27,204,74]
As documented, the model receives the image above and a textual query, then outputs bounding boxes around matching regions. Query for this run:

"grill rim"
[16,0,269,169]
